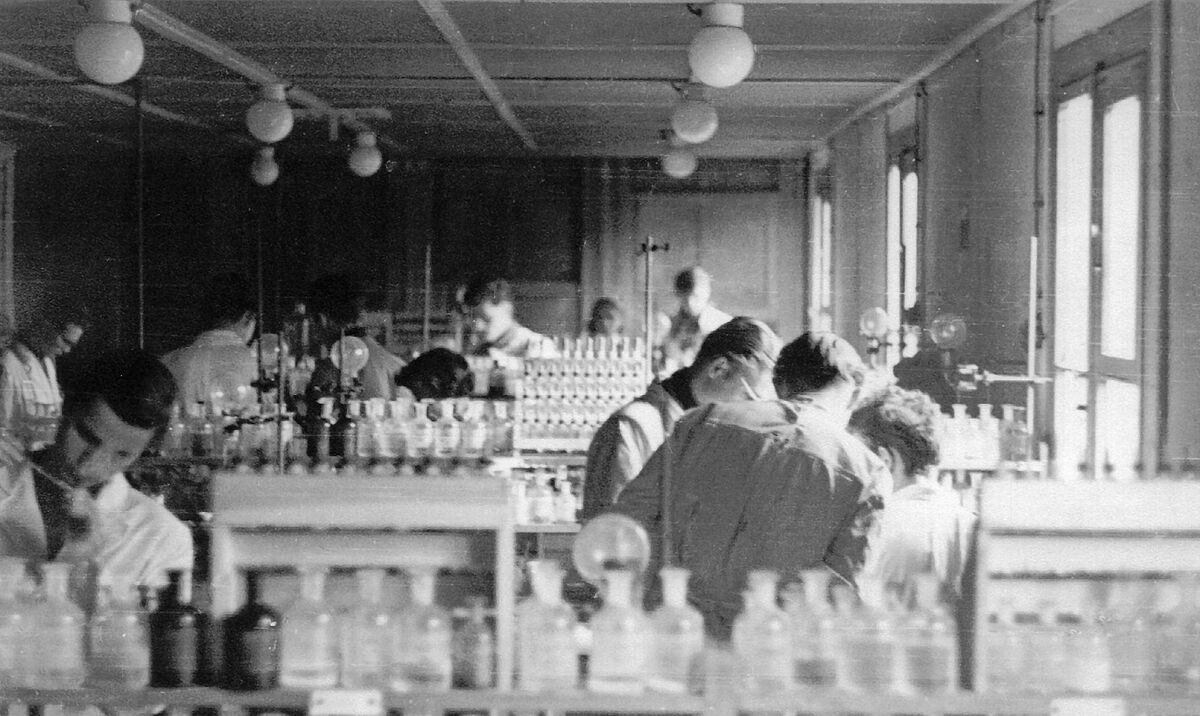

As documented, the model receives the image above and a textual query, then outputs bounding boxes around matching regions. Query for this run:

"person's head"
[773,331,865,409]
[21,299,89,360]
[674,267,713,317]
[308,273,366,334]
[462,276,515,344]
[396,348,472,401]
[587,298,624,338]
[206,273,257,343]
[53,350,177,490]
[849,385,941,489]
[688,317,782,405]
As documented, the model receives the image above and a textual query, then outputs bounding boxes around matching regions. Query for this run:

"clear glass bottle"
[88,579,150,688]
[554,473,578,524]
[280,566,339,688]
[356,400,378,464]
[406,400,435,464]
[833,580,896,693]
[898,574,957,695]
[1061,606,1111,694]
[391,568,451,692]
[374,400,399,462]
[459,400,489,462]
[1159,575,1200,694]
[452,596,494,689]
[334,399,361,468]
[0,558,27,687]
[516,560,578,692]
[647,567,704,694]
[984,598,1021,693]
[191,401,215,458]
[530,472,556,524]
[341,568,392,689]
[588,569,649,694]
[732,570,793,694]
[223,571,280,691]
[1022,601,1065,694]
[149,569,199,688]
[164,403,188,458]
[432,399,462,461]
[29,562,86,689]
[783,568,837,688]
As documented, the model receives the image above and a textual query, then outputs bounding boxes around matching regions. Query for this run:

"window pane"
[1053,93,1093,372]
[1100,95,1141,361]
[902,171,919,312]
[886,165,902,332]
[1054,370,1090,476]
[1095,378,1141,481]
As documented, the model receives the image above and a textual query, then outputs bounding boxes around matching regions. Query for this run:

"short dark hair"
[397,348,471,400]
[693,316,781,372]
[849,385,941,475]
[462,276,513,308]
[63,350,178,434]
[773,331,864,398]
[309,273,365,327]
[673,266,711,295]
[586,298,623,335]
[205,273,256,329]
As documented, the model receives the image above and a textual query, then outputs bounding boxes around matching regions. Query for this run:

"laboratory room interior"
[2,0,1200,712]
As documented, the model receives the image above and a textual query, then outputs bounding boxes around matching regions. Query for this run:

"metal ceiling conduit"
[0,50,237,140]
[0,108,131,148]
[134,3,402,153]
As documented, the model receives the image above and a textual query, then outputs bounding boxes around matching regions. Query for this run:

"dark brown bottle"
[149,570,200,687]
[223,571,281,690]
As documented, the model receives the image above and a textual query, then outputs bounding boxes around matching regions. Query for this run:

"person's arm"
[142,518,195,588]
[0,362,17,432]
[581,408,661,521]
[607,440,667,531]
[822,474,885,587]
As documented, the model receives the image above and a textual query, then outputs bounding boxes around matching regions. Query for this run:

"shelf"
[4,687,1198,715]
[515,523,579,534]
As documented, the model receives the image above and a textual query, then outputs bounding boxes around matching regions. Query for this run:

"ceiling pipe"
[0,107,131,148]
[134,3,402,153]
[413,0,538,151]
[0,50,240,141]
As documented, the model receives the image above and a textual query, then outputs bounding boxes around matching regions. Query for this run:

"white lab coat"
[161,328,258,411]
[0,343,63,450]
[0,462,193,588]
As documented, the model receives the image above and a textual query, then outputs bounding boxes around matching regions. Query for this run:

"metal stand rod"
[423,243,432,352]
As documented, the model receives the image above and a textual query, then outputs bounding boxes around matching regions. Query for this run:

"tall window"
[1052,56,1145,480]
[886,133,920,365]
[808,167,833,332]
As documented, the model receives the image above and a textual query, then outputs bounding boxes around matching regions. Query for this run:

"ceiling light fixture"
[249,146,279,187]
[670,82,718,144]
[245,83,294,144]
[73,0,144,85]
[348,131,382,177]
[688,3,755,89]
[661,131,699,179]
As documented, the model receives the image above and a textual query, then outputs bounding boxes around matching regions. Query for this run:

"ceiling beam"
[0,50,245,144]
[134,2,402,152]
[0,108,131,147]
[413,0,537,151]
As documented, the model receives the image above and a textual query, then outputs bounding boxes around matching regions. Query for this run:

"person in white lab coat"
[850,384,977,602]
[160,273,258,413]
[0,349,192,589]
[0,305,88,450]
[307,273,406,401]
[656,266,732,377]
[461,276,555,360]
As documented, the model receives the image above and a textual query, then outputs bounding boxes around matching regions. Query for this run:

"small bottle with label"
[223,571,280,691]
[647,567,703,693]
[88,578,150,688]
[406,401,435,465]
[588,569,649,694]
[391,568,452,692]
[433,399,462,463]
[30,562,86,689]
[280,566,338,688]
[459,401,489,463]
[341,568,391,689]
[452,596,494,689]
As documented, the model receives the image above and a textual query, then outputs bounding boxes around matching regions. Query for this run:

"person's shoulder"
[125,487,191,539]
[702,399,791,426]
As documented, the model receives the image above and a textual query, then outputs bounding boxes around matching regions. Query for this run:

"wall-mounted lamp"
[245,83,294,144]
[348,131,382,177]
[858,307,891,369]
[74,0,144,85]
[688,3,755,89]
[671,82,718,144]
[249,146,279,187]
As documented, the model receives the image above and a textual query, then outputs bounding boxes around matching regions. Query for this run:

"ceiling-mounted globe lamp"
[245,83,294,144]
[73,0,144,85]
[688,3,755,89]
[348,131,383,177]
[249,146,279,187]
[671,83,718,144]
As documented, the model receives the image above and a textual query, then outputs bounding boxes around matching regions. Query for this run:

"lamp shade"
[671,97,719,144]
[73,0,143,85]
[688,3,755,89]
[348,131,382,177]
[249,146,279,187]
[662,148,698,179]
[245,84,293,144]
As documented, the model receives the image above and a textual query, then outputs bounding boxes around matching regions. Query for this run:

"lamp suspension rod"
[135,79,145,349]
[423,243,432,352]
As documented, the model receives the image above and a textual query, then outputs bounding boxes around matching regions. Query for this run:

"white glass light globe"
[671,98,719,144]
[859,307,890,340]
[245,85,293,144]
[689,25,755,89]
[348,132,382,177]
[249,147,279,187]
[662,148,699,179]
[74,21,144,85]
